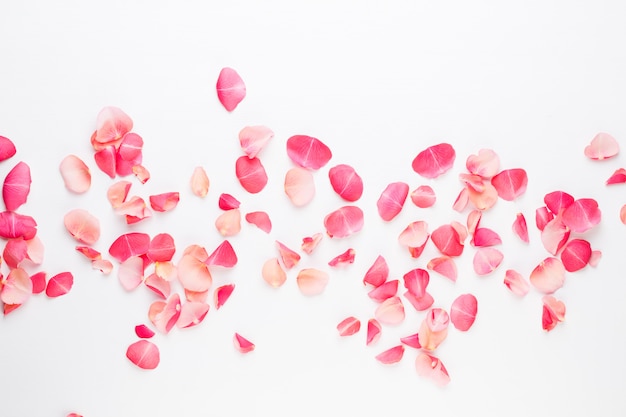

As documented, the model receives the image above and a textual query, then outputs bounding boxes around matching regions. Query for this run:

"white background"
[1,1,626,416]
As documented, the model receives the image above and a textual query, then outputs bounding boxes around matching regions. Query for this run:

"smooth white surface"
[1,1,626,416]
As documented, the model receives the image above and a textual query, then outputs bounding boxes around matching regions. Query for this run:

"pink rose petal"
[415,353,450,387]
[149,293,181,333]
[403,268,429,299]
[412,143,456,179]
[337,316,361,336]
[206,240,237,268]
[284,167,315,206]
[584,132,619,160]
[404,290,435,312]
[504,269,530,296]
[126,340,160,370]
[467,181,499,210]
[30,271,47,294]
[530,257,566,294]
[177,301,210,328]
[542,295,566,331]
[144,273,171,299]
[472,247,504,275]
[107,181,131,208]
[560,239,592,272]
[95,106,133,145]
[296,268,329,296]
[236,156,268,194]
[1,267,32,305]
[118,256,144,291]
[0,135,17,162]
[427,256,457,282]
[233,333,255,354]
[450,293,478,331]
[245,211,272,233]
[376,182,409,221]
[215,208,241,237]
[323,205,364,238]
[400,333,421,349]
[541,216,570,256]
[149,192,180,212]
[466,149,500,179]
[366,319,382,345]
[397,221,429,258]
[276,241,301,269]
[0,211,37,239]
[561,198,601,233]
[512,212,529,243]
[418,308,449,351]
[45,271,73,298]
[535,206,554,231]
[606,168,626,185]
[109,232,150,263]
[218,193,241,211]
[190,166,210,198]
[374,296,405,325]
[178,253,213,292]
[589,250,602,267]
[375,345,404,365]
[135,324,155,339]
[262,258,287,288]
[301,232,323,254]
[239,125,274,158]
[94,146,116,178]
[363,255,389,287]
[63,209,100,245]
[3,161,31,210]
[328,164,363,202]
[431,224,464,256]
[491,168,528,201]
[328,248,355,267]
[214,284,235,310]
[216,67,246,112]
[286,135,332,170]
[410,185,436,208]
[544,191,574,215]
[367,280,399,302]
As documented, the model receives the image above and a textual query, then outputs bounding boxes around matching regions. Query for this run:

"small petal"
[503,269,530,296]
[412,143,456,179]
[584,132,619,160]
[215,209,241,237]
[452,187,469,212]
[403,268,429,298]
[589,250,602,267]
[63,209,100,245]
[606,168,626,185]
[530,257,566,294]
[560,239,592,272]
[262,258,287,288]
[216,67,246,111]
[323,206,364,238]
[467,182,499,210]
[328,164,363,202]
[30,271,47,294]
[431,224,464,256]
[144,273,171,299]
[147,233,176,262]
[376,182,409,221]
[284,167,315,206]
[535,206,554,231]
[491,168,528,201]
[296,268,329,296]
[410,185,436,208]
[233,333,255,353]
[276,241,301,269]
[286,135,332,170]
[427,256,457,282]
[337,316,361,336]
[328,248,355,267]
[4,161,32,210]
[541,216,570,255]
[45,272,73,297]
[118,132,143,161]
[135,324,155,339]
[374,296,405,325]
[512,213,529,243]
[126,340,160,370]
[149,192,179,212]
[466,209,482,236]
[190,166,210,198]
[206,240,237,267]
[375,345,404,364]
[301,233,323,254]
[363,255,389,287]
[118,256,144,291]
[239,125,274,158]
[366,319,382,345]
[214,284,235,309]
[400,333,421,349]
[218,193,241,210]
[94,146,116,178]
[236,156,268,194]
[472,247,504,275]
[245,211,272,233]
[0,135,17,161]
[450,294,478,331]
[542,295,566,331]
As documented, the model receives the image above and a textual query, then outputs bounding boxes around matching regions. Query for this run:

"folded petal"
[503,269,530,296]
[472,247,504,275]
[584,132,619,160]
[410,185,436,208]
[233,333,255,353]
[63,209,100,245]
[214,284,235,310]
[512,212,529,243]
[337,316,361,336]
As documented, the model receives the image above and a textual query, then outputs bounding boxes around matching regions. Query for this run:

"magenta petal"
[286,135,332,170]
[45,272,74,298]
[218,193,241,210]
[544,191,574,215]
[412,143,456,179]
[216,67,246,111]
[450,293,478,331]
[233,333,255,353]
[0,136,17,162]
[214,284,235,310]
[3,161,31,211]
[431,224,464,256]
[126,340,160,370]
[135,324,155,339]
[403,268,429,299]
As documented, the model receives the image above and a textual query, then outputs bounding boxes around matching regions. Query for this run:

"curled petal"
[3,238,28,269]
[149,293,181,333]
[403,268,429,299]
[561,198,601,233]
[466,149,500,179]
[92,259,113,275]
[542,295,566,331]
[589,250,602,267]
[126,340,160,370]
[328,164,363,202]
[0,211,37,239]
[95,106,133,145]
[149,192,179,212]
[466,209,482,236]
[415,353,450,387]
[216,67,246,111]
[109,232,150,263]
[63,209,100,245]
[366,319,382,345]
[214,284,235,310]
[512,213,529,243]
[118,256,144,291]
[45,272,73,298]
[328,248,355,267]
[410,185,436,208]
[452,187,469,212]
[133,166,150,185]
[427,256,457,282]
[239,125,273,159]
[4,161,32,210]
[467,181,498,210]
[115,148,142,177]
[301,232,323,254]
[286,135,332,170]
[544,191,574,215]
[418,308,449,350]
[504,269,530,296]
[431,224,464,256]
[284,167,315,206]
[144,273,171,299]
[296,268,329,296]
[400,333,421,349]
[530,257,566,294]
[245,211,272,233]
[376,182,409,221]
[560,239,592,272]
[323,206,364,238]
[606,168,626,185]
[0,136,17,161]
[374,296,405,325]
[337,316,361,336]
[107,181,131,208]
[375,345,404,365]
[30,272,47,294]
[584,132,619,160]
[215,209,241,237]
[491,168,528,201]
[276,241,301,269]
[190,166,210,197]
[177,254,213,292]
[233,333,255,353]
[404,291,435,312]
[398,221,429,257]
[450,294,478,331]
[236,156,268,194]
[472,227,501,247]
[363,255,389,287]
[206,240,237,268]
[1,268,32,305]
[472,247,504,275]
[177,301,210,328]
[218,193,241,210]
[412,143,456,179]
[367,280,398,302]
[262,258,287,288]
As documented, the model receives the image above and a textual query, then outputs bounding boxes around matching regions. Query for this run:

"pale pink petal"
[262,258,287,288]
[216,67,246,111]
[135,324,155,339]
[473,247,504,275]
[560,239,592,272]
[218,193,241,210]
[535,206,554,231]
[233,333,255,353]
[363,255,389,287]
[374,296,405,325]
[466,209,482,236]
[94,146,116,178]
[239,125,273,158]
[491,168,528,201]
[403,268,429,298]
[427,256,457,282]
[3,238,28,269]
[296,268,329,296]
[337,316,361,336]
[114,149,141,177]
[368,280,398,302]
[183,244,209,262]
[177,254,213,292]
[0,135,17,161]
[503,269,530,296]
[284,167,315,206]
[410,185,436,208]
[431,224,464,256]
[404,290,435,312]
[45,271,73,297]
[92,259,113,275]
[95,106,133,145]
[606,168,626,185]
[451,220,468,244]
[376,182,409,221]
[144,273,171,299]
[542,295,566,331]
[276,240,301,269]
[459,173,487,192]
[154,261,177,282]
[23,236,43,265]
[450,293,478,331]
[109,232,150,263]
[301,233,322,254]
[190,166,210,198]
[118,132,143,161]
[467,181,499,210]
[114,195,151,222]
[177,301,210,328]
[328,164,363,202]
[452,187,469,212]
[621,204,626,225]
[544,191,574,215]
[561,198,601,233]
[107,181,131,208]
[118,256,144,291]
[63,209,100,245]
[148,293,181,333]
[415,353,450,387]
[328,248,355,267]
[4,161,31,210]
[418,308,449,350]
[148,192,179,212]
[472,227,502,247]
[236,156,268,194]
[400,333,421,349]
[185,289,209,303]
[206,240,237,268]
[541,216,571,255]
[589,250,602,267]
[530,257,566,294]
[214,284,235,310]
[30,271,46,294]
[375,345,404,364]
[397,221,429,258]
[512,212,529,243]
[286,135,332,170]
[146,233,175,262]
[132,165,150,184]
[245,211,272,233]
[412,143,456,179]
[584,132,619,160]
[1,267,32,305]
[0,211,37,239]
[323,205,364,238]
[367,319,382,345]
[466,149,500,178]
[215,208,241,237]
[126,340,159,370]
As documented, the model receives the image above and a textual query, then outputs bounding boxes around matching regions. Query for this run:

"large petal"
[63,209,100,245]
[4,161,32,210]
[286,135,332,170]
[491,168,528,201]
[530,257,566,294]
[584,132,619,160]
[94,106,133,145]
[236,156,268,194]
[561,198,601,233]
[328,164,363,202]
[0,211,37,239]
[412,143,456,179]
[126,340,160,370]
[108,232,150,263]
[296,268,329,296]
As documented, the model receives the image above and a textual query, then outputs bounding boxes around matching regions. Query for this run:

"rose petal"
[177,301,210,328]
[584,132,619,160]
[177,253,213,292]
[236,156,268,194]
[541,216,570,255]
[276,241,301,269]
[218,193,241,211]
[328,248,355,267]
[410,185,436,208]
[190,166,210,198]
[512,212,529,243]
[491,168,528,201]
[233,333,255,353]
[262,258,287,288]
[363,255,389,287]
[403,268,429,299]
[45,272,73,298]
[109,232,150,263]
[427,256,457,282]
[415,353,450,387]
[367,280,399,302]
[374,296,405,325]
[284,167,315,206]
[535,206,554,231]
[560,239,592,272]
[95,106,133,145]
[431,224,464,256]
[504,269,530,296]
[542,295,566,331]
[286,135,332,170]
[337,316,361,336]
[375,345,404,364]
[412,143,456,179]
[148,293,181,333]
[301,232,323,254]
[215,209,241,237]
[376,182,409,221]
[544,191,574,215]
[472,247,504,275]
[397,221,429,258]
[328,164,363,202]
[118,256,144,291]
[466,149,500,178]
[418,308,449,350]
[94,146,116,178]
[561,198,601,233]
[0,211,37,239]
[63,209,100,245]
[296,268,329,296]
[149,192,180,212]
[606,168,626,185]
[4,161,32,210]
[135,324,155,339]
[450,293,478,331]
[216,67,246,111]
[1,267,32,305]
[400,333,421,349]
[239,125,273,159]
[0,135,17,162]
[30,271,47,294]
[403,291,435,312]
[366,319,382,345]
[323,206,364,238]
[214,284,235,310]
[206,240,237,268]
[126,340,160,370]
[530,257,566,294]
[245,211,272,233]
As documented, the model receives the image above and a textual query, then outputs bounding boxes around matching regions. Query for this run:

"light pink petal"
[63,209,100,245]
[504,269,530,296]
[530,257,566,294]
[148,293,181,333]
[76,245,101,260]
[114,195,150,221]
[363,255,389,287]
[467,181,499,210]
[560,239,592,272]
[404,290,435,312]
[4,161,31,210]
[92,259,113,275]
[95,106,133,145]
[135,324,155,339]
[328,248,355,267]
[366,319,382,345]
[535,206,554,231]
[239,125,273,158]
[512,212,529,243]
[284,167,315,206]
[107,181,131,208]
[218,193,241,210]
[397,221,429,258]
[177,301,210,328]
[473,247,504,275]
[301,232,323,254]
[450,293,478,331]
[328,164,363,202]
[459,173,486,192]
[177,254,212,292]
[542,295,566,331]
[132,165,150,184]
[606,168,626,185]
[621,204,626,225]
[206,240,237,268]
[403,268,429,299]
[584,132,619,160]
[190,166,210,198]
[126,340,160,370]
[262,258,287,288]
[245,211,272,233]
[236,156,268,194]
[431,224,464,256]
[94,146,116,178]
[3,238,28,269]
[45,271,73,297]
[412,143,456,179]
[296,268,329,296]
[276,240,301,269]
[466,209,482,236]
[215,208,241,237]
[541,216,571,255]
[452,221,469,244]
[183,244,209,262]
[118,132,143,161]
[374,296,405,325]
[144,273,171,299]
[154,261,178,282]
[0,135,17,161]
[561,198,601,233]
[367,280,399,302]
[376,182,409,221]
[544,191,574,215]
[148,192,179,212]
[185,289,209,303]
[214,284,235,310]
[216,67,246,111]
[30,271,47,294]
[1,268,32,305]
[491,168,528,201]
[118,256,144,291]
[337,316,361,336]
[233,333,255,353]
[427,256,457,282]
[472,227,502,247]
[0,211,37,239]
[418,308,449,350]
[589,250,602,267]
[466,149,500,179]
[109,232,150,263]
[147,233,175,262]
[415,353,450,387]
[452,187,469,212]
[410,185,436,208]
[400,333,421,349]
[375,345,404,365]
[286,135,332,170]
[323,205,364,238]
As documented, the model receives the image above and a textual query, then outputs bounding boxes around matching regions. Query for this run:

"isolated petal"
[276,241,301,269]
[450,294,478,331]
[403,268,430,299]
[0,136,17,161]
[206,240,237,268]
[45,272,73,297]
[410,185,436,208]
[245,211,272,233]
[544,191,574,215]
[473,247,504,275]
[431,224,464,256]
[530,257,566,294]
[323,205,364,238]
[190,166,210,197]
[367,280,399,302]
[233,333,255,353]
[214,284,235,310]
[337,316,361,336]
[301,232,323,254]
[284,167,315,206]
[560,239,592,272]
[296,268,329,296]
[375,345,404,365]
[177,301,210,328]
[412,143,456,179]
[118,256,144,291]
[178,254,213,292]
[328,164,363,202]
[542,295,566,331]
[236,156,268,194]
[467,209,482,236]
[415,353,450,387]
[589,250,602,267]
[472,227,502,247]
[286,135,332,170]
[374,296,405,325]
[606,168,626,185]
[512,213,529,243]
[561,198,601,233]
[216,67,246,111]
[584,132,619,160]
[30,271,47,294]
[491,168,528,201]
[63,209,100,245]
[504,269,530,296]
[452,187,469,212]
[4,161,31,210]
[109,232,150,263]
[466,149,500,178]
[149,192,179,212]
[215,209,241,237]
[366,319,382,345]
[427,256,457,282]
[328,248,355,267]
[1,268,32,305]
[262,258,287,288]
[239,125,274,158]
[126,340,160,370]
[363,255,389,287]
[376,182,409,221]
[218,193,241,210]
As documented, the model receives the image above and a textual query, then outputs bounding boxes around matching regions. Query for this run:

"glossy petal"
[4,161,31,210]
[363,255,389,287]
[45,272,73,297]
[323,206,364,238]
[245,211,272,233]
[328,248,355,267]
[544,191,574,215]
[606,168,626,185]
[135,324,155,339]
[410,185,436,208]
[1,268,32,305]
[584,132,619,160]
[431,224,464,256]
[177,301,210,328]
[561,198,601,233]
[375,345,404,364]
[126,340,160,370]
[0,135,17,161]
[412,143,456,179]
[95,106,133,145]
[216,67,246,111]
[415,353,450,387]
[450,294,478,331]
[427,256,457,282]
[149,192,179,212]
[504,269,530,296]
[214,284,235,310]
[233,333,255,353]
[542,295,566,331]
[63,209,100,245]
[177,254,213,292]
[206,240,237,268]
[239,125,273,158]
[276,241,301,269]
[109,232,150,263]
[491,168,528,201]
[466,149,500,178]
[366,319,382,345]
[328,164,363,202]
[262,258,287,288]
[190,166,210,198]
[94,146,116,178]
[296,268,329,296]
[418,308,449,350]
[404,290,435,312]
[301,233,323,254]
[337,316,361,336]
[218,193,240,210]
[403,268,429,299]
[376,182,409,221]
[541,216,570,255]
[512,213,529,243]
[367,280,399,302]
[148,293,181,333]
[118,256,144,291]
[473,247,504,275]
[530,257,566,294]
[284,167,315,206]
[215,209,241,237]
[236,156,268,194]
[286,135,332,170]
[560,239,592,272]
[374,296,405,325]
